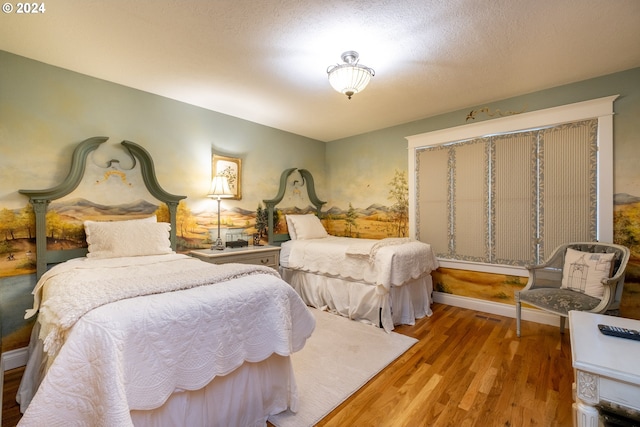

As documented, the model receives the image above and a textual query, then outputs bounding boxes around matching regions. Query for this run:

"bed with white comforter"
[16,138,316,426]
[279,214,439,331]
[17,254,315,427]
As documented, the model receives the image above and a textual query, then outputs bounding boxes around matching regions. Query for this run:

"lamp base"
[212,198,225,250]
[212,237,225,251]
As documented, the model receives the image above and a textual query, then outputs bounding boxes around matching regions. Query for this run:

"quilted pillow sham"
[84,218,172,259]
[286,214,328,240]
[285,215,298,240]
[560,247,615,299]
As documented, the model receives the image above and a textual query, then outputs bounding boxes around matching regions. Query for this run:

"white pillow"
[286,214,328,240]
[84,219,172,259]
[561,247,615,299]
[285,215,297,240]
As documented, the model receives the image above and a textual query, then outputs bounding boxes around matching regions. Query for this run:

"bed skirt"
[17,323,297,427]
[130,354,295,427]
[280,267,433,332]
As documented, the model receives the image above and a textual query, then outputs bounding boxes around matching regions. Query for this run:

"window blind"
[416,119,597,266]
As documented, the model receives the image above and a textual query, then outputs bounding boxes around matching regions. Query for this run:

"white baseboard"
[2,347,29,371]
[432,292,561,328]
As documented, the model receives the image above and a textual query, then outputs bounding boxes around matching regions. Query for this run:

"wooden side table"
[569,310,640,426]
[190,245,280,270]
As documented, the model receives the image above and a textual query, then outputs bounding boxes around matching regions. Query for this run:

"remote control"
[598,324,640,341]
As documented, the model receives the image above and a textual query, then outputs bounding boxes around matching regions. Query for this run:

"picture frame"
[212,154,242,200]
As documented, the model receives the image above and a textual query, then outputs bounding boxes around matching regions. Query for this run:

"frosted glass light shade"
[327,51,374,99]
[328,65,373,98]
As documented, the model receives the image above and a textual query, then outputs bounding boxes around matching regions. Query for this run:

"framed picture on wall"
[212,154,242,200]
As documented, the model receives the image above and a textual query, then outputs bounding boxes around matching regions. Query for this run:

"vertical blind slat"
[493,132,537,263]
[540,121,597,259]
[452,140,487,260]
[417,147,450,256]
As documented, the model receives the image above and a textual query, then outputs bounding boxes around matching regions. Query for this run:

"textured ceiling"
[1,0,639,142]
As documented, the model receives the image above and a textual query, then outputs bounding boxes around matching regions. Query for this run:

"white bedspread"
[281,236,439,293]
[28,254,283,358]
[18,254,316,427]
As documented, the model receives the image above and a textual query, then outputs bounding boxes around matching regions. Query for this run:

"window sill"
[436,259,528,277]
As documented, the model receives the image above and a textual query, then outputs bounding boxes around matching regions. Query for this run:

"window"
[407,96,617,275]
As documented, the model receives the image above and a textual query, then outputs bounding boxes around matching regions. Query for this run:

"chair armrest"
[606,264,627,283]
[589,280,621,313]
[520,266,563,291]
[600,278,619,288]
[525,262,552,271]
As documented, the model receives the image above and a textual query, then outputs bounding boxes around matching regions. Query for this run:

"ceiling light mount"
[327,51,375,99]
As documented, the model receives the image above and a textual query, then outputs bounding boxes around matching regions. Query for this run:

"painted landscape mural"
[613,194,640,316]
[2,162,640,351]
[3,178,640,351]
[0,166,411,351]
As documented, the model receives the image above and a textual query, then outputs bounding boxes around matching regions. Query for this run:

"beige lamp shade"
[207,175,233,198]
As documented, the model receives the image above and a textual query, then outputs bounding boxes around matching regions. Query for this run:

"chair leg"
[560,316,566,334]
[516,300,522,337]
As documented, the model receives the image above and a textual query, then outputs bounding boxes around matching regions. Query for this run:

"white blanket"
[28,254,281,358]
[345,237,411,263]
[282,236,439,293]
[18,254,316,427]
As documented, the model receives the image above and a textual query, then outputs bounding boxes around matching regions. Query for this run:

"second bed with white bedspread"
[279,217,439,331]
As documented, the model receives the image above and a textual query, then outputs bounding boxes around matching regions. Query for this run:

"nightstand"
[570,311,640,426]
[190,245,280,270]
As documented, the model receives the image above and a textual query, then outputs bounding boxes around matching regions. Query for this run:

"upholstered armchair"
[515,242,630,337]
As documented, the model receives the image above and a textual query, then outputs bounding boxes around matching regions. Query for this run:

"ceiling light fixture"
[327,51,375,99]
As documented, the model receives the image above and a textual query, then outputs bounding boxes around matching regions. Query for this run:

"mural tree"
[155,200,194,237]
[388,169,409,237]
[45,210,63,239]
[0,208,19,258]
[19,204,35,239]
[176,201,192,238]
[156,203,169,223]
[255,204,267,239]
[254,204,280,241]
[0,208,17,240]
[273,209,281,235]
[345,203,358,237]
[62,222,84,245]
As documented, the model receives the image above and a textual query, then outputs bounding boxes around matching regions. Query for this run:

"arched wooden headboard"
[263,168,326,245]
[19,137,186,279]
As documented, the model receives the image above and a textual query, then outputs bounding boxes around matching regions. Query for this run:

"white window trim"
[407,95,618,276]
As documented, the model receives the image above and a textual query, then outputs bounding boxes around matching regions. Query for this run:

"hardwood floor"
[315,304,574,427]
[2,366,23,427]
[3,304,574,427]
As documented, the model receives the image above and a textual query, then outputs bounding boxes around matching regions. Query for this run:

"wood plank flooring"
[3,304,574,427]
[311,304,574,427]
[2,366,23,427]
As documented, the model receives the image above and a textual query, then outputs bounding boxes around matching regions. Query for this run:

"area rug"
[268,308,418,427]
